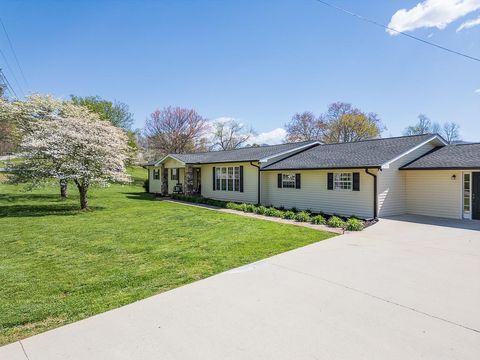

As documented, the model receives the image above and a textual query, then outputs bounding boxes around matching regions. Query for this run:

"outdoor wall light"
[451,174,457,180]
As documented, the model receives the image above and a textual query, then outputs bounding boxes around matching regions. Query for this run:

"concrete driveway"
[2,215,480,360]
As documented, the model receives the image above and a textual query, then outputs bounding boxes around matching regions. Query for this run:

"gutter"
[365,168,378,219]
[250,161,261,205]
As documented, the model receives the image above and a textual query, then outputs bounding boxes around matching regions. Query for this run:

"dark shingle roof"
[159,141,318,165]
[401,143,480,169]
[262,134,439,170]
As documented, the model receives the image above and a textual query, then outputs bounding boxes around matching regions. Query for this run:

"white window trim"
[215,166,241,192]
[333,172,353,191]
[463,172,472,219]
[281,173,296,189]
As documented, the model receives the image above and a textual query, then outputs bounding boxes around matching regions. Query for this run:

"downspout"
[365,168,378,219]
[250,161,261,205]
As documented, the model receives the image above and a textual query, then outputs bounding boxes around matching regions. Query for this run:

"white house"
[145,134,480,220]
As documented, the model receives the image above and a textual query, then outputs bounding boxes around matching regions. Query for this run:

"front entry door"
[473,172,480,220]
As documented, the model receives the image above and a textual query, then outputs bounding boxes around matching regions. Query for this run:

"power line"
[0,18,28,88]
[0,68,18,98]
[313,0,480,63]
[0,47,24,97]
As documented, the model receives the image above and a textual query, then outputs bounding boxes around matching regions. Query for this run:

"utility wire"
[0,47,24,97]
[0,68,18,98]
[0,18,29,88]
[313,0,480,63]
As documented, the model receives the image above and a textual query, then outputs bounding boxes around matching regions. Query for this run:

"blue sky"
[1,0,479,142]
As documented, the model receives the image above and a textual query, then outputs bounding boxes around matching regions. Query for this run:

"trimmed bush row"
[226,200,364,231]
[170,194,228,208]
[170,194,364,231]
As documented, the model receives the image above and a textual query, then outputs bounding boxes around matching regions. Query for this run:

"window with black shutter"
[295,174,301,189]
[352,172,360,191]
[327,173,333,190]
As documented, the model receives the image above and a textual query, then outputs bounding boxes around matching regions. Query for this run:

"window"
[221,167,227,190]
[216,168,221,190]
[171,168,179,181]
[153,169,160,180]
[282,174,296,188]
[215,166,241,192]
[464,173,471,213]
[333,173,352,190]
[234,167,240,190]
[228,167,234,191]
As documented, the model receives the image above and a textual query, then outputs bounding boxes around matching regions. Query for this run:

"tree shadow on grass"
[0,204,104,218]
[123,192,158,201]
[0,193,62,203]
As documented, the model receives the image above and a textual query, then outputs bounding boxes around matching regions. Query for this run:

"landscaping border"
[166,194,377,233]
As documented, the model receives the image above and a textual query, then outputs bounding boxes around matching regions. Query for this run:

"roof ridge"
[447,142,480,146]
[314,133,434,147]
[173,140,317,156]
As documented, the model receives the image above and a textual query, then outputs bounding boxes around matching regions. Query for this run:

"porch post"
[185,165,194,195]
[161,164,168,195]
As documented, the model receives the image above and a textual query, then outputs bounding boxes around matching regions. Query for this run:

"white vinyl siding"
[405,170,463,219]
[377,141,437,217]
[262,169,375,219]
[148,168,161,193]
[201,162,259,204]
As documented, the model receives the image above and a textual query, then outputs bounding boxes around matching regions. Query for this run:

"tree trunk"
[75,180,89,210]
[60,179,68,199]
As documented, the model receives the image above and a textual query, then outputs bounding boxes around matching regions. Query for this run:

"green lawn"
[0,167,335,345]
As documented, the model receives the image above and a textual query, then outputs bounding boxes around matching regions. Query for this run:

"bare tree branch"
[211,119,254,150]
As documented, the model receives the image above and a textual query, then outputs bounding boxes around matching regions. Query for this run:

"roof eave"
[261,165,382,171]
[400,166,480,170]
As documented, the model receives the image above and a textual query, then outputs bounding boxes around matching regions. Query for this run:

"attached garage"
[400,143,480,220]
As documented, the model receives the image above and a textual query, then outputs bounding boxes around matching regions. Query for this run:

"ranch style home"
[145,134,480,220]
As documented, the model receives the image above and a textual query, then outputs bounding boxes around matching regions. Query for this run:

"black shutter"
[295,173,301,189]
[327,173,333,190]
[239,166,244,192]
[212,167,216,191]
[353,172,360,191]
[277,174,282,188]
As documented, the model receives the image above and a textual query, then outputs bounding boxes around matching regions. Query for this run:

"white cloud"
[387,0,480,35]
[474,88,480,93]
[208,117,286,145]
[247,128,286,145]
[457,15,480,30]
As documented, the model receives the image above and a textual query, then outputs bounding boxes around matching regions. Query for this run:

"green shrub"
[273,209,285,218]
[264,207,276,216]
[295,211,310,222]
[327,216,346,228]
[282,211,296,220]
[264,207,284,217]
[143,179,149,192]
[345,217,364,231]
[255,206,267,215]
[246,204,257,213]
[226,202,240,210]
[311,215,326,225]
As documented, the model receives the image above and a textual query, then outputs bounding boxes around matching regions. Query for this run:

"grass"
[0,167,336,345]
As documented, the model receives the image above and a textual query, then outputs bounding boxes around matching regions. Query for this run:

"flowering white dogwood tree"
[11,116,130,210]
[0,94,102,198]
